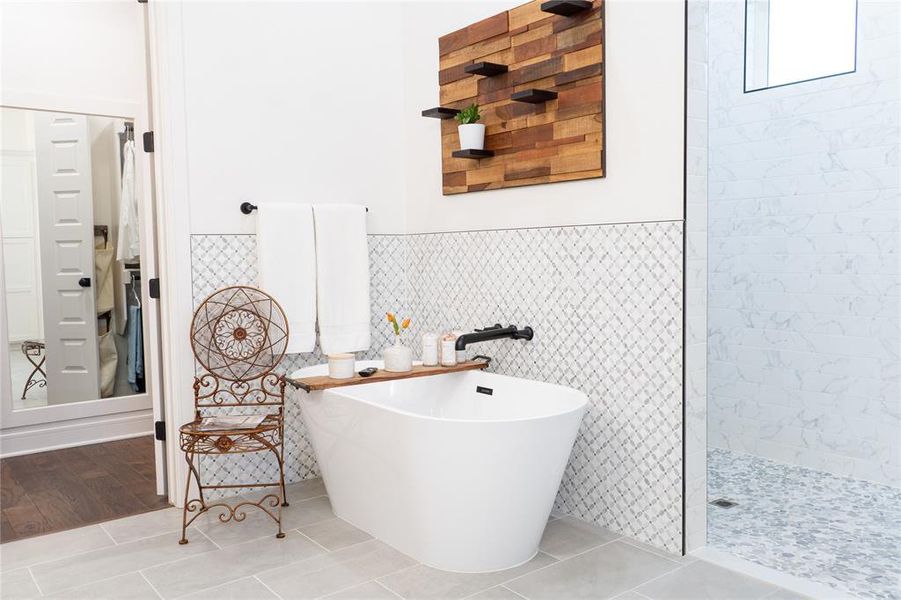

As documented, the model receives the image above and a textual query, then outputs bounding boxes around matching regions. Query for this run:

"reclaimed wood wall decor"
[433,0,604,195]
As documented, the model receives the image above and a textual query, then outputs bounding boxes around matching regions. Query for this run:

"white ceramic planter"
[383,340,413,372]
[458,123,486,150]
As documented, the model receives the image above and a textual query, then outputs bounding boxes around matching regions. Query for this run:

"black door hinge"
[154,421,166,441]
[148,278,160,299]
[143,131,154,153]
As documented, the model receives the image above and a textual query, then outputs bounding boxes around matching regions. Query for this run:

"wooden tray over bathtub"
[287,360,490,393]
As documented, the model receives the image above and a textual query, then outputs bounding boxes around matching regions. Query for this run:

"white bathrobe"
[116,139,140,262]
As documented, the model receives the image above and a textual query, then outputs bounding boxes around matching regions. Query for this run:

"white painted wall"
[707,0,900,486]
[0,0,144,114]
[179,1,407,235]
[403,0,685,233]
[88,116,125,241]
[178,0,684,235]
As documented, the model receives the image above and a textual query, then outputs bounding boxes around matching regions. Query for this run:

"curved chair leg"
[188,453,208,508]
[272,446,286,539]
[279,436,289,507]
[179,452,194,544]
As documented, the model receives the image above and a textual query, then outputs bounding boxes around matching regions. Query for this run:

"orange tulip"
[386,312,396,323]
[401,318,411,329]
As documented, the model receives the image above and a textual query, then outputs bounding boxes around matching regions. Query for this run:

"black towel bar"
[241,202,368,214]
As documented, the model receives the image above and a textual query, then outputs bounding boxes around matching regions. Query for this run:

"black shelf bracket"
[464,62,508,77]
[452,149,495,159]
[511,89,558,103]
[422,107,461,119]
[540,0,592,16]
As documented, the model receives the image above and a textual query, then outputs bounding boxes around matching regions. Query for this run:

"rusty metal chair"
[20,340,47,399]
[179,286,290,544]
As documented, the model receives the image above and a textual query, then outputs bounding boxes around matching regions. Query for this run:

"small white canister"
[440,333,457,367]
[421,332,439,366]
[327,353,355,379]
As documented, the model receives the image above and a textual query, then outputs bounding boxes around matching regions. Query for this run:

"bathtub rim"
[294,361,588,425]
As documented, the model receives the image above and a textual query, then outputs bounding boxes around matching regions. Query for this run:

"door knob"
[78,277,91,288]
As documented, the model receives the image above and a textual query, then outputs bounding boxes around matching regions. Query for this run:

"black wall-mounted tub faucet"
[455,324,534,351]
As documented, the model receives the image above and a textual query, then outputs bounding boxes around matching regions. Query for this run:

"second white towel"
[313,204,371,355]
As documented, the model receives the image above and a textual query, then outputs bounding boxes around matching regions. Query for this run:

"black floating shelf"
[422,107,460,119]
[511,89,558,103]
[452,149,495,159]
[464,62,509,77]
[540,0,592,16]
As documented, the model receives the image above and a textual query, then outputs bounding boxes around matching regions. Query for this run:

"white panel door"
[33,112,100,404]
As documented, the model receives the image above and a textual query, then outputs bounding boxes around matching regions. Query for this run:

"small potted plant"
[383,312,413,372]
[455,103,485,151]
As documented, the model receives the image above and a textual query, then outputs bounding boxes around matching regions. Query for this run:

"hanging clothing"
[94,247,115,316]
[113,261,128,335]
[116,139,140,262]
[127,303,145,393]
[98,331,117,398]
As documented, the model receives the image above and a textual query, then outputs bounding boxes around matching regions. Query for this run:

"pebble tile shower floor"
[0,478,801,600]
[708,448,901,600]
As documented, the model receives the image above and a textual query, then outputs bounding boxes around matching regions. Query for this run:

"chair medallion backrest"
[190,286,289,408]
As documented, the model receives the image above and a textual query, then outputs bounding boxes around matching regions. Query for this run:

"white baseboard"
[0,409,153,457]
[691,546,857,599]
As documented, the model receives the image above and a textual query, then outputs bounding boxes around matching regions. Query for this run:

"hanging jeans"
[127,304,145,393]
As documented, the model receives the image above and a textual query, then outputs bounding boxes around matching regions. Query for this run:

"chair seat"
[179,414,282,454]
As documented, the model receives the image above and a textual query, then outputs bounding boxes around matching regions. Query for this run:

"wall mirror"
[1,106,147,409]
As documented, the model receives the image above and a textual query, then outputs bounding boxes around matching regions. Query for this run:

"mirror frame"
[0,99,156,432]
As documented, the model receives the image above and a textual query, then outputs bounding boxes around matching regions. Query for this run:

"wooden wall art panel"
[432,0,604,195]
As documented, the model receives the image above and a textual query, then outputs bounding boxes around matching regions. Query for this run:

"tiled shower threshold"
[707,448,901,600]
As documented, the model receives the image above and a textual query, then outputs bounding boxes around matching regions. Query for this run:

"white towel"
[313,204,371,355]
[257,203,317,353]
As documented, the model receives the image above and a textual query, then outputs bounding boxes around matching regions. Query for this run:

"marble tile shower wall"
[707,0,900,486]
[190,221,685,554]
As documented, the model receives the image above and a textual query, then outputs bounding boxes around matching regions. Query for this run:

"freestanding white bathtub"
[292,360,587,573]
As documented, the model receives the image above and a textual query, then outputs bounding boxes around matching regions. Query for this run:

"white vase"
[383,338,413,372]
[458,123,486,150]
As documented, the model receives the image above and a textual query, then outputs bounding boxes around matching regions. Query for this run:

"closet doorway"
[0,105,167,541]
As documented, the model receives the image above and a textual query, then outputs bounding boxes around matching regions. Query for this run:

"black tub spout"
[455,324,534,351]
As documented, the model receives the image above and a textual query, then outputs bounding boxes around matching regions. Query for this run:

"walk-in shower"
[700,0,900,598]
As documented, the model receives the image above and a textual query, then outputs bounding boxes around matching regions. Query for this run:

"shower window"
[744,0,857,92]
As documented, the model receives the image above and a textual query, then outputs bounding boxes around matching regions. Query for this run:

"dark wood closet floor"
[0,436,169,543]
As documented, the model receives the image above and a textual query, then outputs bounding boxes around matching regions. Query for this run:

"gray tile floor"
[0,478,802,600]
